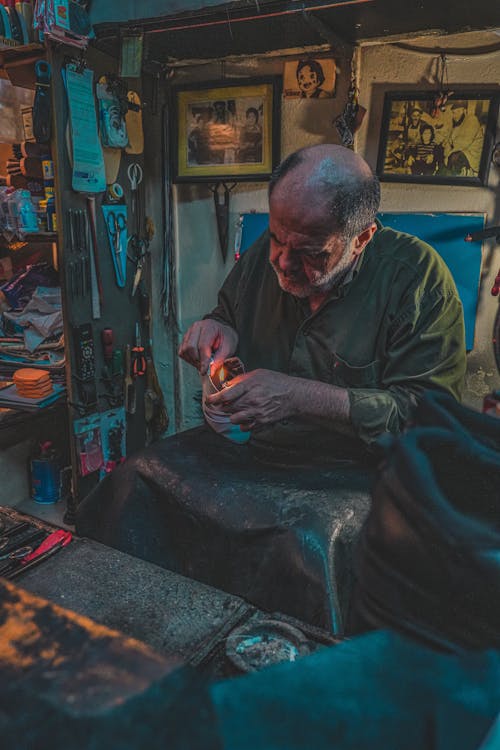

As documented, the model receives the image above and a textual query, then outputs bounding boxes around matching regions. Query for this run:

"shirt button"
[281,419,289,426]
[303,329,309,337]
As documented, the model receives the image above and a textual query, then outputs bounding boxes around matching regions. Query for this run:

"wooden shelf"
[24,232,57,241]
[0,43,45,89]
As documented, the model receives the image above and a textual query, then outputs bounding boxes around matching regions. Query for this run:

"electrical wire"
[97,0,373,37]
[392,41,500,57]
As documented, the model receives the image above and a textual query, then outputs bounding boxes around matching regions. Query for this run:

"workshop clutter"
[0,0,35,44]
[0,143,56,237]
[0,510,72,579]
[0,264,65,407]
[34,0,94,49]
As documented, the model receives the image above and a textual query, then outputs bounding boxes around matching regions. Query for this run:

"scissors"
[107,211,127,285]
[127,162,143,218]
[0,545,32,561]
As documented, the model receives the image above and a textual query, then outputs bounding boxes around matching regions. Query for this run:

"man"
[444,100,484,175]
[179,145,466,460]
[405,105,425,146]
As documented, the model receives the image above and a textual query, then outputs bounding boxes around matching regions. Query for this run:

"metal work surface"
[18,535,252,663]
[77,426,374,633]
[0,578,219,750]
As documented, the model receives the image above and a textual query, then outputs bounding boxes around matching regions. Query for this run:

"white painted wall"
[356,31,500,408]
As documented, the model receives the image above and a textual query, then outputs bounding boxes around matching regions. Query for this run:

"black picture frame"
[376,90,499,186]
[172,77,282,183]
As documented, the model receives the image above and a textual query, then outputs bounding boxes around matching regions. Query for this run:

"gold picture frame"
[173,78,281,182]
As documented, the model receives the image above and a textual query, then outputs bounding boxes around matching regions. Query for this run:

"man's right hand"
[178,319,238,375]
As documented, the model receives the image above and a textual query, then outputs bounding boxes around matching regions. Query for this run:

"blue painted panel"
[240,211,484,350]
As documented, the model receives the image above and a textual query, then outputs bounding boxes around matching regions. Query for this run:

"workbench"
[2,507,336,676]
[76,426,374,633]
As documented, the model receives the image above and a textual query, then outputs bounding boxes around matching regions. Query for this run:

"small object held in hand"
[208,356,245,392]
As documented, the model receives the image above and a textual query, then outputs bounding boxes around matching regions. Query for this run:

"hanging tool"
[102,204,128,288]
[86,196,103,318]
[210,182,235,263]
[131,240,146,297]
[106,209,127,286]
[33,60,52,144]
[127,161,143,220]
[144,353,157,445]
[132,322,146,378]
[101,327,113,364]
[124,345,136,415]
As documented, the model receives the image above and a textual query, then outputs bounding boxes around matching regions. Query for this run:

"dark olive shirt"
[207,223,466,456]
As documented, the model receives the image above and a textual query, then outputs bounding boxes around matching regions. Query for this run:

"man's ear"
[352,223,377,257]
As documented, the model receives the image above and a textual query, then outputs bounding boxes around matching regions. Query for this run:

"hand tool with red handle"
[132,322,146,378]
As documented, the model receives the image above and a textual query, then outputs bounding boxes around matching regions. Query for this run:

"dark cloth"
[211,629,500,750]
[207,222,466,453]
[351,391,500,652]
[76,426,373,632]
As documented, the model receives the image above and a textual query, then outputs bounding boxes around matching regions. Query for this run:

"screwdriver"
[132,322,146,378]
[101,327,113,364]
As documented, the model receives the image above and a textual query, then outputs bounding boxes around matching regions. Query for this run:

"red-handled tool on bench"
[21,529,72,565]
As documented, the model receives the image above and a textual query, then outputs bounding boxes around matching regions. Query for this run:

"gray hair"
[269,149,380,242]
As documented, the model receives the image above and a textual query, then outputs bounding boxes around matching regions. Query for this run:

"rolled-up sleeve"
[348,288,466,446]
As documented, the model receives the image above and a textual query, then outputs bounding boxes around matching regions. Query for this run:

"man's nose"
[277,249,299,274]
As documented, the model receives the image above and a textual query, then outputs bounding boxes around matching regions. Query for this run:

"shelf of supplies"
[24,232,57,241]
[0,43,45,89]
[0,400,66,450]
[1,232,57,248]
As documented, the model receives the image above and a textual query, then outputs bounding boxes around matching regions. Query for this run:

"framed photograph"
[173,78,281,182]
[376,91,499,186]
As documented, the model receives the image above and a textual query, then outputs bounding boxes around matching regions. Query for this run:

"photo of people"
[283,58,336,99]
[378,94,494,183]
[186,95,264,167]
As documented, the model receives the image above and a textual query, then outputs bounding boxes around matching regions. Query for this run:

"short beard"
[272,239,355,298]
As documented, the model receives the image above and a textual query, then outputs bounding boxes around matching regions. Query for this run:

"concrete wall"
[356,31,500,408]
[152,31,500,433]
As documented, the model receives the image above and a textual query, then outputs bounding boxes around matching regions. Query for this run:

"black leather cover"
[351,391,500,651]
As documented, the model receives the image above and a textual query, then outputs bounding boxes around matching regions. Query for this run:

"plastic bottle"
[30,441,62,504]
[10,189,38,233]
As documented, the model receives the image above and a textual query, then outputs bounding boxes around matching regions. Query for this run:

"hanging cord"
[431,53,454,116]
[333,50,361,148]
[161,83,183,431]
[161,82,178,329]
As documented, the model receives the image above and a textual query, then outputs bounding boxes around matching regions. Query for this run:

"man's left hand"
[205,369,296,432]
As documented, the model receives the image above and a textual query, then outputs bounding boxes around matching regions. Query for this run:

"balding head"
[269,144,380,242]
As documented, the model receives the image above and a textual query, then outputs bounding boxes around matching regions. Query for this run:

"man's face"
[410,110,421,126]
[297,66,319,96]
[452,106,465,124]
[269,192,354,298]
